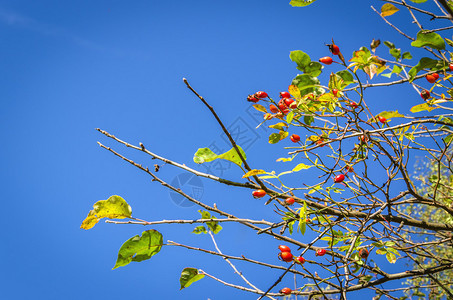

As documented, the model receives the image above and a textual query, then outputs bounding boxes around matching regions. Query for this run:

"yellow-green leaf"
[276,156,296,162]
[288,85,301,99]
[293,163,312,172]
[381,3,399,16]
[253,104,267,113]
[242,169,267,178]
[81,195,132,230]
[269,122,288,130]
[386,252,397,264]
[194,146,246,167]
[378,110,405,119]
[410,103,438,113]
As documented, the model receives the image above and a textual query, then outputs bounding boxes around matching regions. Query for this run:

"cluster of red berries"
[425,72,439,83]
[278,245,293,262]
[247,91,268,103]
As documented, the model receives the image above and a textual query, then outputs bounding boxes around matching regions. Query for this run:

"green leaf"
[389,48,401,60]
[289,0,317,7]
[408,0,427,3]
[180,267,205,290]
[269,131,288,144]
[81,195,132,230]
[446,38,453,47]
[304,61,323,77]
[408,57,440,81]
[298,201,307,235]
[304,115,314,125]
[113,229,163,269]
[288,220,294,234]
[192,226,207,234]
[336,70,354,86]
[381,3,399,16]
[402,52,412,60]
[382,65,403,78]
[444,134,453,144]
[199,210,222,234]
[291,74,323,97]
[286,111,294,124]
[289,51,322,77]
[384,41,395,49]
[411,30,445,50]
[290,50,310,70]
[194,146,246,167]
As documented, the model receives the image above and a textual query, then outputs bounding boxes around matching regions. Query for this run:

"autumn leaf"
[243,169,267,178]
[81,195,132,230]
[381,3,399,17]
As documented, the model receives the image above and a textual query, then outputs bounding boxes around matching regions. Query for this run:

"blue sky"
[0,1,446,299]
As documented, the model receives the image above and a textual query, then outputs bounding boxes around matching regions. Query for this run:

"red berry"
[269,104,279,113]
[278,245,291,253]
[316,249,326,256]
[330,44,340,55]
[332,89,339,97]
[284,98,296,108]
[432,73,440,80]
[449,63,453,72]
[278,104,289,114]
[346,166,354,173]
[280,287,292,295]
[319,56,333,65]
[279,251,293,262]
[280,91,291,98]
[360,135,368,143]
[426,74,436,83]
[359,248,369,259]
[255,91,268,99]
[252,189,266,198]
[285,197,295,205]
[348,101,359,109]
[290,134,300,143]
[334,174,345,183]
[296,256,305,264]
[378,116,387,123]
[421,89,431,100]
[247,95,259,103]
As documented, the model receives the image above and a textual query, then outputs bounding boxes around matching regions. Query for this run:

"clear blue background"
[0,0,446,299]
